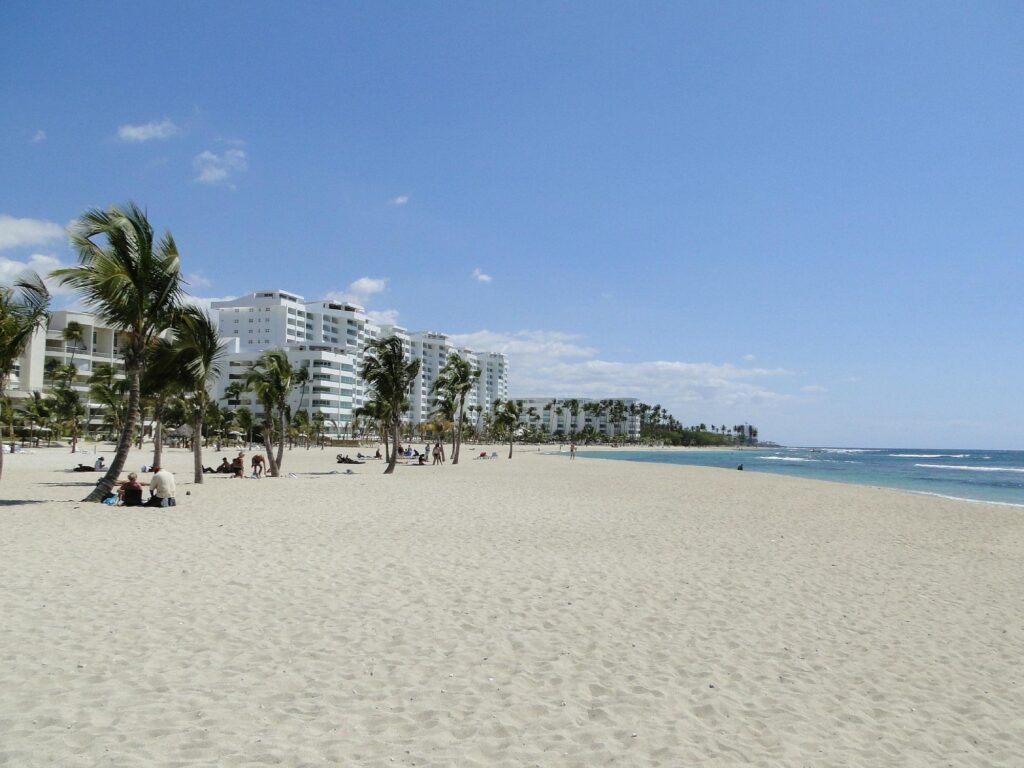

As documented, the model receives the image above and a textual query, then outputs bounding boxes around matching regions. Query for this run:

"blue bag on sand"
[102,494,117,505]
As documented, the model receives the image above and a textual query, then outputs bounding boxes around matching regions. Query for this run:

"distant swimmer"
[737,464,744,470]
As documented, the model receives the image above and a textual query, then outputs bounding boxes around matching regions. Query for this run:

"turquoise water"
[574,447,1024,506]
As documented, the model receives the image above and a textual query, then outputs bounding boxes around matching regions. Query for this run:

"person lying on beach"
[73,463,98,472]
[336,454,364,465]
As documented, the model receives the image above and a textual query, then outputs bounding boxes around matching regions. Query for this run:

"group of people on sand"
[100,464,177,507]
[203,451,265,478]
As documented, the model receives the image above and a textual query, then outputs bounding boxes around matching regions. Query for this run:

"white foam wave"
[760,456,822,463]
[909,491,1024,509]
[820,448,876,454]
[891,453,968,458]
[914,463,1024,474]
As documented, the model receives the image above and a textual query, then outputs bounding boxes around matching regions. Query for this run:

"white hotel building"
[212,290,508,436]
[513,397,641,439]
[9,290,508,441]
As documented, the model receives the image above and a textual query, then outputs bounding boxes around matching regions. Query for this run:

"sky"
[2,2,1023,448]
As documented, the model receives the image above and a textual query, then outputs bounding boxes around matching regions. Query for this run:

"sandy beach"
[1,444,1022,767]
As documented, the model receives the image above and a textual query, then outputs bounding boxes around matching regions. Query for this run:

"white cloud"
[349,277,386,296]
[183,295,236,319]
[0,253,76,297]
[366,309,400,326]
[324,276,388,307]
[800,385,827,394]
[447,328,793,416]
[183,272,212,289]
[390,195,410,206]
[743,354,756,361]
[117,119,180,142]
[473,268,493,283]
[194,149,247,188]
[0,214,65,251]
[31,129,46,143]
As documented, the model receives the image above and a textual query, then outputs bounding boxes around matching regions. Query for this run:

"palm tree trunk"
[508,435,514,459]
[151,399,165,469]
[275,408,285,473]
[85,365,140,502]
[385,416,399,474]
[262,417,279,477]
[193,415,204,483]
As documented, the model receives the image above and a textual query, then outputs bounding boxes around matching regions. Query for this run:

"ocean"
[574,447,1024,507]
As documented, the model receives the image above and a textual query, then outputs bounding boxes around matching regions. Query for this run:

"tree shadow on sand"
[0,499,48,506]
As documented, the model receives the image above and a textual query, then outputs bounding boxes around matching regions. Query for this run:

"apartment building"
[212,290,509,436]
[513,397,641,439]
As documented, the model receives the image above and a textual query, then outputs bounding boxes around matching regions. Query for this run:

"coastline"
[2,445,1022,765]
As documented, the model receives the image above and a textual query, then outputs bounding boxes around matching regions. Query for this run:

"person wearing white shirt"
[146,465,177,507]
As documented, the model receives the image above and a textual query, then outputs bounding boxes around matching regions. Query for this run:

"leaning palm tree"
[53,203,183,502]
[0,272,49,480]
[432,353,480,465]
[173,307,225,482]
[243,348,296,476]
[492,398,522,459]
[359,335,420,474]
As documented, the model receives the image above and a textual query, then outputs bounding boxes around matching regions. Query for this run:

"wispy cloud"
[0,253,76,297]
[183,272,212,289]
[448,328,792,414]
[183,294,236,315]
[367,309,400,326]
[322,277,397,324]
[390,194,410,206]
[0,214,66,251]
[194,149,248,188]
[473,268,493,283]
[117,119,180,143]
[800,385,827,394]
[324,276,387,306]
[743,353,756,361]
[31,129,46,143]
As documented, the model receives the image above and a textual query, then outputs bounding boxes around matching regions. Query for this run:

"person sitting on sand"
[216,457,231,473]
[374,448,382,459]
[251,454,265,478]
[117,472,144,506]
[145,465,177,507]
[230,453,245,478]
[94,456,105,471]
[417,453,427,465]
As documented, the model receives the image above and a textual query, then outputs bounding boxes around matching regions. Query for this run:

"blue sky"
[2,2,1022,448]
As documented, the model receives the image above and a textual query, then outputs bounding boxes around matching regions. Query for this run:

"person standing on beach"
[570,442,576,460]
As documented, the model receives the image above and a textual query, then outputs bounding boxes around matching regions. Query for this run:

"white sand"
[1,443,1022,767]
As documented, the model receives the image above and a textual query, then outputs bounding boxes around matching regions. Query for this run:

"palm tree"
[359,335,420,474]
[243,349,296,476]
[492,398,522,458]
[431,388,457,460]
[53,203,183,502]
[233,405,255,448]
[0,272,50,480]
[62,320,85,371]
[166,306,225,483]
[431,353,480,464]
[88,363,128,441]
[354,397,393,460]
[21,391,50,447]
